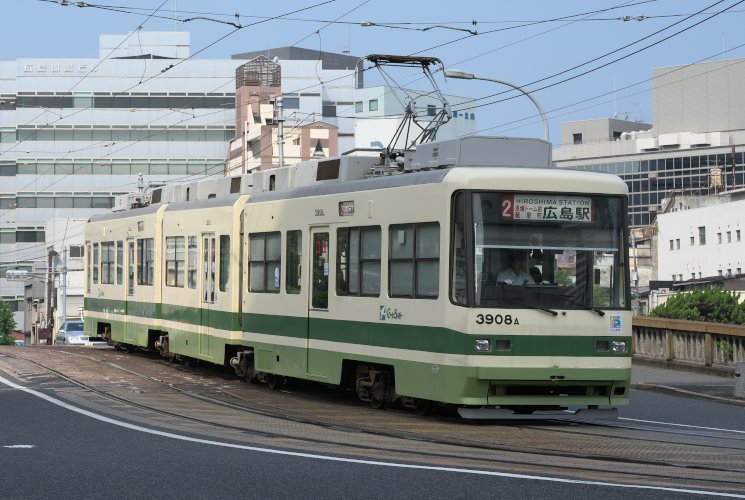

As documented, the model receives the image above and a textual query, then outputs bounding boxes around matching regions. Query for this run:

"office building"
[553,57,745,229]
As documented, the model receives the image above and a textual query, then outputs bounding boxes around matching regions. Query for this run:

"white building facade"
[0,32,240,334]
[656,194,745,283]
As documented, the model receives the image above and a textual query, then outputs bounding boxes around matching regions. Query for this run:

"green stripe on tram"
[85,298,631,357]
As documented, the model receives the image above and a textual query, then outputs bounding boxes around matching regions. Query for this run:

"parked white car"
[56,320,106,346]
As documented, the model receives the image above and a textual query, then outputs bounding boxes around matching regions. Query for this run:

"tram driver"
[497,251,534,285]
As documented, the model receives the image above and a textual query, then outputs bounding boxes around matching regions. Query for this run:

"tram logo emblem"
[379,305,403,321]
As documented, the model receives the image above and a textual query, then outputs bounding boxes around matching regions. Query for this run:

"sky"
[2,0,745,144]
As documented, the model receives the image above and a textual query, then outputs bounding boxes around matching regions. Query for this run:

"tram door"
[200,233,216,357]
[307,227,329,376]
[124,238,136,342]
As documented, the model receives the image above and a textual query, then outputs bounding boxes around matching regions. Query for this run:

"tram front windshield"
[451,191,629,310]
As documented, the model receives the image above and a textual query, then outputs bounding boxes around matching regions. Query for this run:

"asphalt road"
[1,379,739,500]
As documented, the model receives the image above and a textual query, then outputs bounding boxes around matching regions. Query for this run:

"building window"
[354,101,362,113]
[573,133,583,145]
[727,269,732,277]
[691,273,696,280]
[718,270,723,277]
[368,99,378,112]
[679,274,683,281]
[389,222,440,299]
[690,236,695,246]
[427,104,436,117]
[15,229,45,243]
[717,232,722,244]
[165,236,185,287]
[613,131,622,140]
[470,113,475,120]
[676,239,680,249]
[453,111,459,118]
[698,226,706,245]
[292,137,300,146]
[283,97,300,109]
[669,240,674,251]
[249,232,281,293]
[727,231,732,243]
[69,245,84,258]
[322,104,336,117]
[738,268,742,275]
[738,230,741,242]
[336,226,381,297]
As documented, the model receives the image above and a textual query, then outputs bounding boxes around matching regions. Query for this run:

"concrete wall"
[653,57,745,135]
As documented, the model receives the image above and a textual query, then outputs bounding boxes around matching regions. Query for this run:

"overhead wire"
[5,1,743,261]
[450,0,744,113]
[470,40,745,137]
[1,0,339,214]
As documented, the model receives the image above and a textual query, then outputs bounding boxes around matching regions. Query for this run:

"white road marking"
[3,445,35,449]
[1,374,742,498]
[620,417,745,434]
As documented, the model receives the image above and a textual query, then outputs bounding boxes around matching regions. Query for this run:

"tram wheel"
[414,399,434,416]
[266,374,282,390]
[369,395,385,410]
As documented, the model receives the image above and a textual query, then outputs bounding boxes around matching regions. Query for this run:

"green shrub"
[649,287,745,324]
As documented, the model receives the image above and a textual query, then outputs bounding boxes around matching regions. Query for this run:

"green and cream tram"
[85,136,631,418]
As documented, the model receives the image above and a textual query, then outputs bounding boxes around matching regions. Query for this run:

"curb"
[631,382,745,407]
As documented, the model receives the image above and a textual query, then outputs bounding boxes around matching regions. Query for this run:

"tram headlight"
[611,340,628,353]
[474,339,491,352]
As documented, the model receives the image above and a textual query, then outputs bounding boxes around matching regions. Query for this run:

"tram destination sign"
[500,194,595,223]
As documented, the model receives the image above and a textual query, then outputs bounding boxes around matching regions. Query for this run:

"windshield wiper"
[531,291,605,316]
[498,296,558,316]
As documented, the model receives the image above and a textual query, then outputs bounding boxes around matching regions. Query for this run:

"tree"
[0,299,17,345]
[648,287,745,324]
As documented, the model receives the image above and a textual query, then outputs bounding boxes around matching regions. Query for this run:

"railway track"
[1,346,744,495]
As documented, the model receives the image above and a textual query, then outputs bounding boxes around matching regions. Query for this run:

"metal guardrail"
[632,316,745,374]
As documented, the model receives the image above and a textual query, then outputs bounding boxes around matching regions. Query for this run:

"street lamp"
[444,69,550,143]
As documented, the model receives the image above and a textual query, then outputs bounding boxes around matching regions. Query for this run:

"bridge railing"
[632,316,745,374]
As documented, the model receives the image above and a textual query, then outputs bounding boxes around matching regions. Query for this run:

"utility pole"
[46,247,57,344]
[61,247,67,338]
[631,228,640,316]
[275,95,285,167]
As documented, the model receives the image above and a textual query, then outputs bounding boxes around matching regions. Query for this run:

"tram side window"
[116,241,123,285]
[248,232,281,293]
[100,241,115,284]
[336,226,381,297]
[389,222,440,299]
[286,230,302,294]
[187,236,198,289]
[137,238,154,286]
[165,236,185,287]
[92,243,99,284]
[451,192,467,305]
[219,235,230,292]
